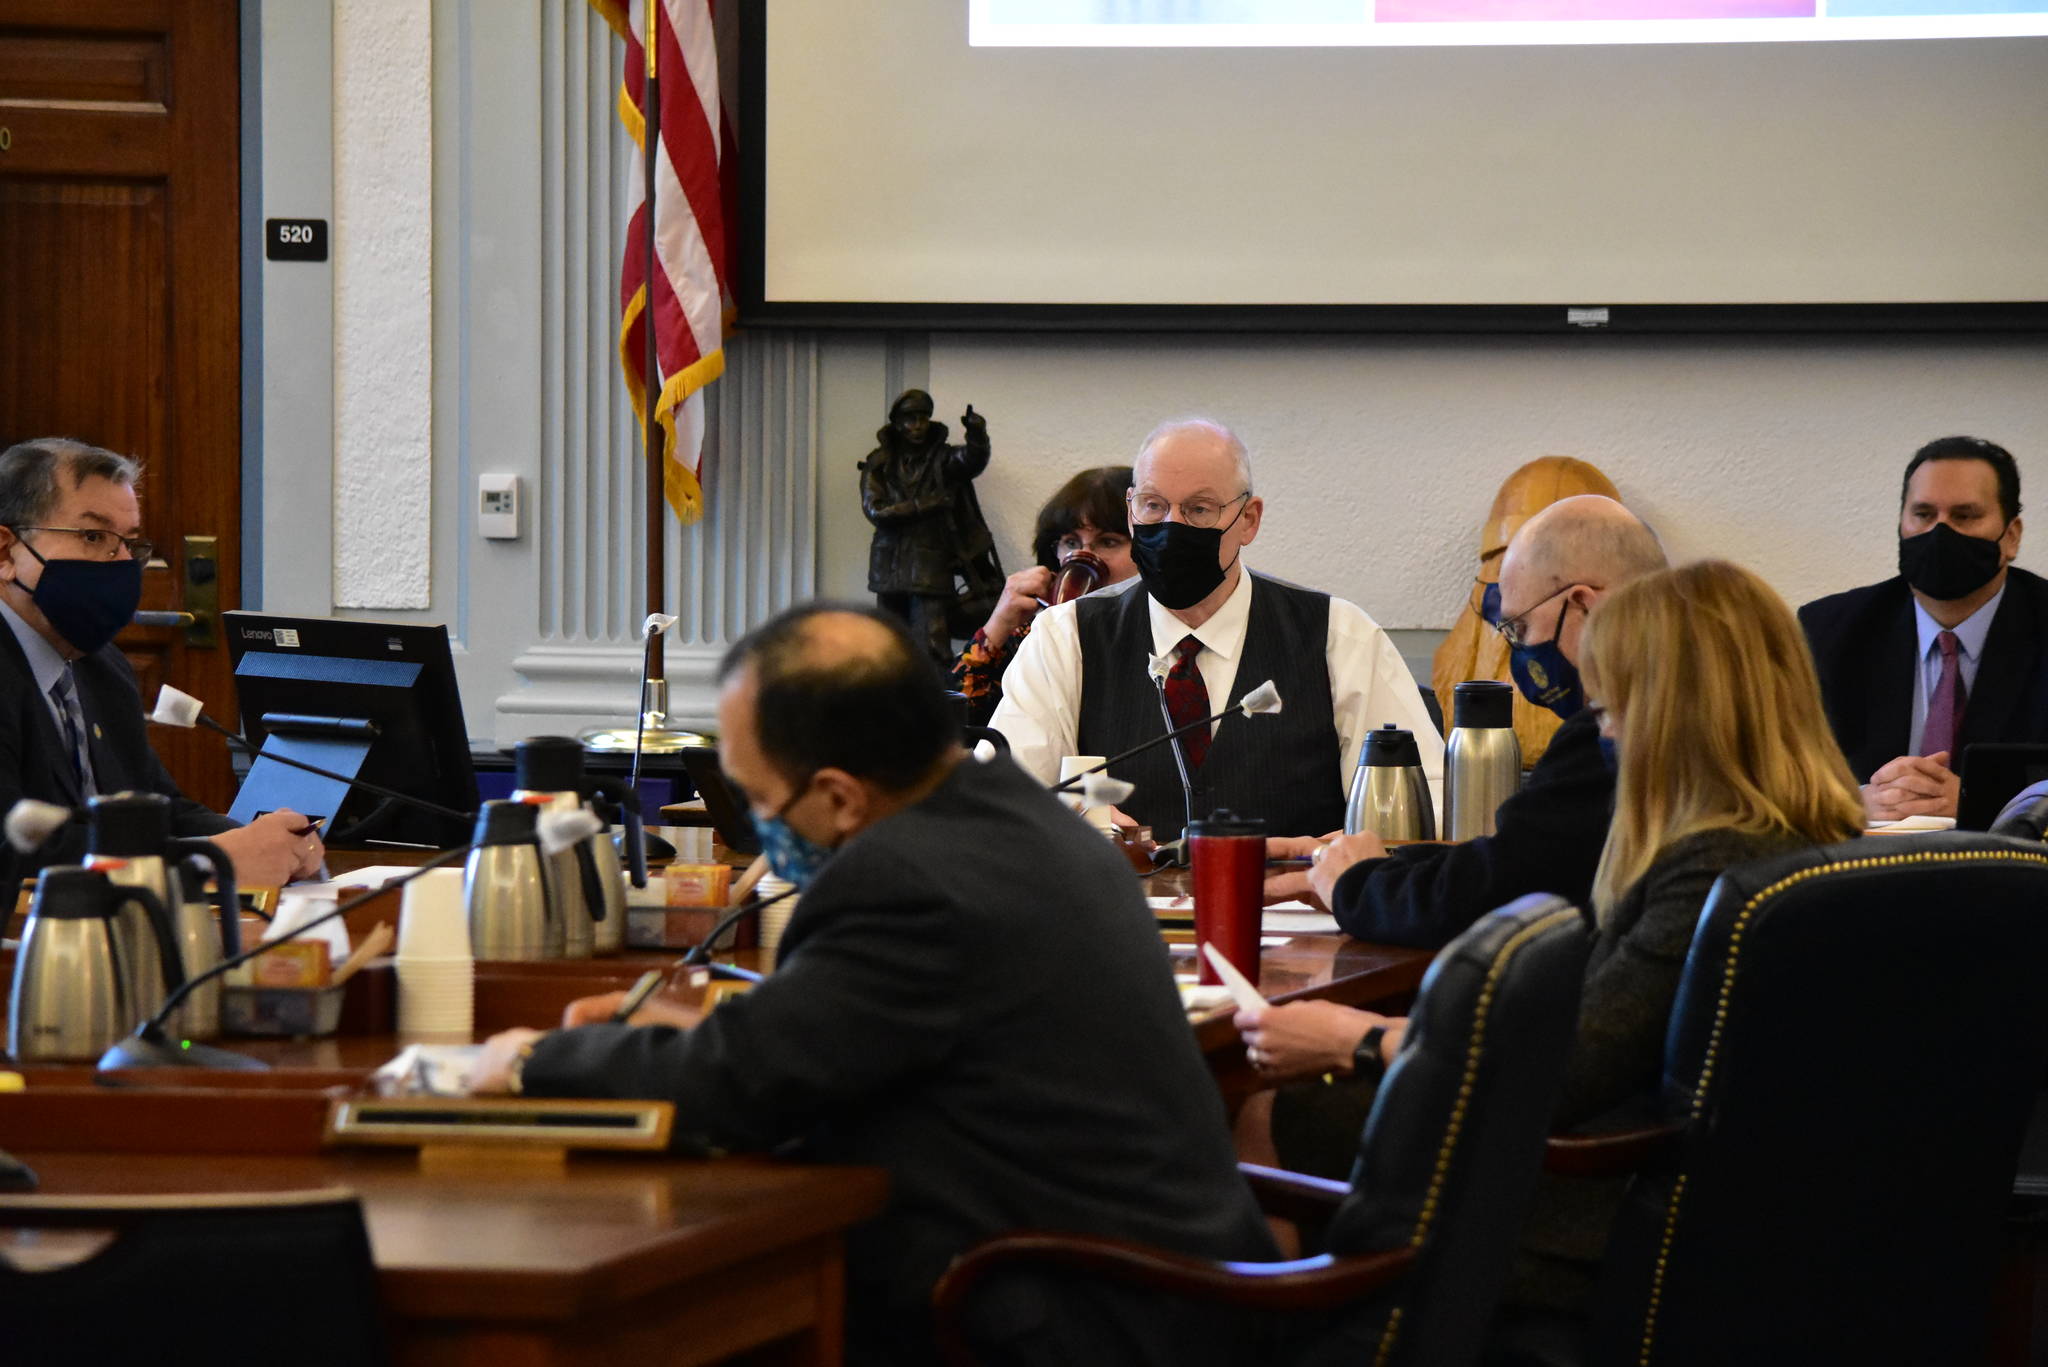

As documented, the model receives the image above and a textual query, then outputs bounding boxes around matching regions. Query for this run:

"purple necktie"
[1163,635,1211,770]
[1922,629,1967,763]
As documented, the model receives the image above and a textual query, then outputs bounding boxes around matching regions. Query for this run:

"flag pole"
[642,0,666,708]
[582,0,709,777]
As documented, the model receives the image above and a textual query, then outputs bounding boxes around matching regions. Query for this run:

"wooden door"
[0,0,243,812]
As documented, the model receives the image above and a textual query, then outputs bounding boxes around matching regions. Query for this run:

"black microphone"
[95,809,604,1071]
[1048,678,1284,798]
[677,881,804,983]
[1047,676,1284,862]
[146,685,474,827]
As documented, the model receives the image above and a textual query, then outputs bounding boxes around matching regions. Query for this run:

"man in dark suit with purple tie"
[1798,436,2048,822]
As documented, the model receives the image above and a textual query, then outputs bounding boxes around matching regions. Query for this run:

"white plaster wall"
[331,0,434,609]
[932,334,2048,632]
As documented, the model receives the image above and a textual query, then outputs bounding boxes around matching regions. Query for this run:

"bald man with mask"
[1266,496,1667,953]
[990,418,1441,840]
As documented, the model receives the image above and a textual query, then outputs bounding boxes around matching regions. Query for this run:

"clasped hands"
[1862,751,1959,822]
[469,984,704,1095]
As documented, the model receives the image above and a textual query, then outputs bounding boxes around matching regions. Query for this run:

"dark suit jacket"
[0,620,233,889]
[525,755,1276,1367]
[1798,567,2048,783]
[1328,707,1612,948]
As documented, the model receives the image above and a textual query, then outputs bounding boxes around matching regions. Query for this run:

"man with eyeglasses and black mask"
[1800,435,2048,823]
[988,418,1441,841]
[0,437,324,889]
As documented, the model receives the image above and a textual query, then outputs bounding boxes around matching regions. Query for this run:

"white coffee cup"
[1058,755,1115,829]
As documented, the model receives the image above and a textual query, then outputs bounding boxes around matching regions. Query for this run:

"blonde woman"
[1236,561,1864,1313]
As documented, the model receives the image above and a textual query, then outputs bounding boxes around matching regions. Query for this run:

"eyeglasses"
[1125,490,1250,530]
[9,525,155,563]
[1493,583,1588,649]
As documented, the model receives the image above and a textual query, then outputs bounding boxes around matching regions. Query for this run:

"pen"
[291,817,326,838]
[610,969,666,1024]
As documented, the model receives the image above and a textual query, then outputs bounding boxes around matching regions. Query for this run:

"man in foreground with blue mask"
[1263,495,1665,951]
[1799,435,2045,822]
[472,604,1275,1366]
[989,418,1440,840]
[0,437,324,889]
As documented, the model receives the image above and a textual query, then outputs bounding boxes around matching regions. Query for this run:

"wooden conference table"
[1,850,1434,1365]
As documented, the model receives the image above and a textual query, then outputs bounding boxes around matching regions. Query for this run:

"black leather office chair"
[0,1187,388,1366]
[932,893,1592,1367]
[1990,779,2048,841]
[1576,833,2048,1367]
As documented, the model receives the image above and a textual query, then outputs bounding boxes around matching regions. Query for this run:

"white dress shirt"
[1907,583,2002,756]
[988,564,1446,831]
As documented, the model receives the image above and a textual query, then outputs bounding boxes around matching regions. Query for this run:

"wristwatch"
[1351,1024,1389,1087]
[506,1039,538,1096]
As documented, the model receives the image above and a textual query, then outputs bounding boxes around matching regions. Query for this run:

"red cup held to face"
[1050,549,1109,605]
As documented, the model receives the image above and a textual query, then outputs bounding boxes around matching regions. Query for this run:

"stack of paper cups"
[756,873,798,970]
[396,867,474,1043]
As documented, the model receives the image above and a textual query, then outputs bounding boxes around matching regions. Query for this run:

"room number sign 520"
[264,217,329,262]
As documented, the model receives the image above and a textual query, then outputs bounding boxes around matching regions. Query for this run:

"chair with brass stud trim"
[1559,833,2048,1367]
[930,894,1592,1367]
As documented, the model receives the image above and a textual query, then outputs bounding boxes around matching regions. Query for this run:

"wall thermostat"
[479,474,521,540]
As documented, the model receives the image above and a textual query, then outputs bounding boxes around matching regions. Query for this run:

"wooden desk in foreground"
[8,1131,884,1367]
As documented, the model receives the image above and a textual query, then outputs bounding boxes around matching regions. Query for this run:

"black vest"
[1075,573,1346,840]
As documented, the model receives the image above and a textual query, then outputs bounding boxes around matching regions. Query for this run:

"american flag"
[591,0,736,524]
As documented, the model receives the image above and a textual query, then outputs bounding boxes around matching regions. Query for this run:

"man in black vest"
[1799,435,2047,821]
[988,419,1440,839]
[472,605,1274,1365]
[0,437,323,889]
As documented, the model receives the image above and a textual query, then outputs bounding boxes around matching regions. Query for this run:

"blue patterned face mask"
[1507,598,1586,721]
[751,776,836,888]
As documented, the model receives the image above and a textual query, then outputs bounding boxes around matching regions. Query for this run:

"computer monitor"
[223,612,480,848]
[1957,743,2048,832]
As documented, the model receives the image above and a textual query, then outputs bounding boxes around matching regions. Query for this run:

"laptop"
[680,746,762,856]
[1956,743,2048,831]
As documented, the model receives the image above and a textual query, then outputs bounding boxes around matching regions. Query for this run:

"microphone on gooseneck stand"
[1046,675,1286,867]
[146,686,475,827]
[93,808,606,1072]
[626,614,681,866]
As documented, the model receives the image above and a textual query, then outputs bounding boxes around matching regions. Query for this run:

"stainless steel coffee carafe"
[82,793,237,1031]
[1346,723,1437,842]
[510,737,614,959]
[465,798,561,960]
[10,866,181,1062]
[1443,681,1523,842]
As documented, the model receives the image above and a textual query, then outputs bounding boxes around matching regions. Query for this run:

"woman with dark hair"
[950,465,1136,722]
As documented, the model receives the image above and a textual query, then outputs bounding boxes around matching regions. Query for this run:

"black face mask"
[12,540,143,656]
[1898,521,2006,602]
[1131,501,1248,612]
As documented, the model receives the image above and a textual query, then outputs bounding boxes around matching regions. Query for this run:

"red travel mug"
[1189,810,1266,987]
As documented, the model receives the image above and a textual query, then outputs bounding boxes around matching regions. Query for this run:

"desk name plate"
[326,1096,673,1152]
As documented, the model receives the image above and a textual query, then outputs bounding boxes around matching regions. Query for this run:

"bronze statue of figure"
[860,389,1005,666]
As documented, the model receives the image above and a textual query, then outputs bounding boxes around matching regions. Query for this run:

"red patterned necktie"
[1922,629,1967,762]
[1163,635,1211,770]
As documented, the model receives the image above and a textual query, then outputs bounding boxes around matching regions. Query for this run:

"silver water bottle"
[1346,723,1436,842]
[465,799,561,960]
[1443,681,1523,842]
[10,866,181,1062]
[511,737,604,959]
